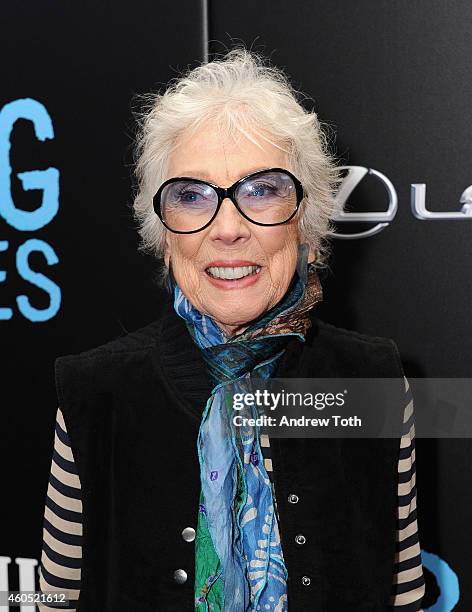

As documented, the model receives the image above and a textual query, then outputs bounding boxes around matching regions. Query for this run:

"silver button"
[173,569,187,584]
[288,493,299,504]
[301,575,311,586]
[181,527,196,542]
[295,534,306,545]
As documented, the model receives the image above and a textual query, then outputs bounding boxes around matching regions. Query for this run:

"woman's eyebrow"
[176,167,271,181]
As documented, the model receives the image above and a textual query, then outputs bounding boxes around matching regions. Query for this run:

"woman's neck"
[217,321,249,339]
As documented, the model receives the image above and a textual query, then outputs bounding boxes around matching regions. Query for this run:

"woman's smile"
[204,260,263,290]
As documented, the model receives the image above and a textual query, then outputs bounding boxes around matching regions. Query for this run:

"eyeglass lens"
[159,170,298,232]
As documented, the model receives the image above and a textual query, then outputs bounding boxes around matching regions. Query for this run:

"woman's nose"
[208,197,250,243]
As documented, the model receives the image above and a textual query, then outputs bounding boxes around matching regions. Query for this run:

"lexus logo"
[330,166,472,239]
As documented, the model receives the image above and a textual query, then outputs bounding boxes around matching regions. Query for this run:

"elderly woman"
[39,48,425,611]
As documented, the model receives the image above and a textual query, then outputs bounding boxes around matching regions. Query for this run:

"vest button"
[301,575,311,586]
[173,569,188,584]
[288,493,299,504]
[181,527,196,542]
[295,534,306,545]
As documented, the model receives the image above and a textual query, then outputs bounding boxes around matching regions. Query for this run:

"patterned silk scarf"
[171,246,323,611]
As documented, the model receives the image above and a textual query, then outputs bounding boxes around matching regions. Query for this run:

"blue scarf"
[171,246,323,611]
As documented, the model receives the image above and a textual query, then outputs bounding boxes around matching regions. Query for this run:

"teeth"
[206,265,261,280]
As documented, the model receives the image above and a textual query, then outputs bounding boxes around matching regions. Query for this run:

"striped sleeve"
[259,432,285,565]
[38,407,82,611]
[260,432,278,511]
[390,376,426,610]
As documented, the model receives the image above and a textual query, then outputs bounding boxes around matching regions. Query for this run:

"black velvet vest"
[54,296,405,611]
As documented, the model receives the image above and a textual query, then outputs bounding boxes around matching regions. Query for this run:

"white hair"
[131,46,343,281]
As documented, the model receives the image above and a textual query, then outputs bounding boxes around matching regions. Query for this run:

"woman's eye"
[248,183,277,197]
[174,189,214,208]
[179,190,202,202]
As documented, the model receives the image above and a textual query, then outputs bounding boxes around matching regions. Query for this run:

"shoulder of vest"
[316,317,399,348]
[53,316,165,407]
[304,316,405,378]
[59,317,162,361]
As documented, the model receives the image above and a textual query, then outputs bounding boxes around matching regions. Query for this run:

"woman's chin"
[208,305,267,334]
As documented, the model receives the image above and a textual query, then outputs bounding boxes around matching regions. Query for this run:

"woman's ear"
[308,245,317,264]
[163,233,171,267]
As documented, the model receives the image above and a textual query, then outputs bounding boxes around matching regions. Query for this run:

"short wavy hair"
[131,46,343,280]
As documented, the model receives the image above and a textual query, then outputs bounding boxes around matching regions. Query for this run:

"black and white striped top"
[38,375,425,611]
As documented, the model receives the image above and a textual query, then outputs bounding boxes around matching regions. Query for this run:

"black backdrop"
[1,1,471,609]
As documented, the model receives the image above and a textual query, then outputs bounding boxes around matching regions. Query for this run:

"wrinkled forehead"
[166,121,289,185]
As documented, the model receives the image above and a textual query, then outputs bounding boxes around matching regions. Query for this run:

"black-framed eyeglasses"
[152,167,305,234]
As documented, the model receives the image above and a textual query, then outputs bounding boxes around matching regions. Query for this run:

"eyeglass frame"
[152,166,305,234]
